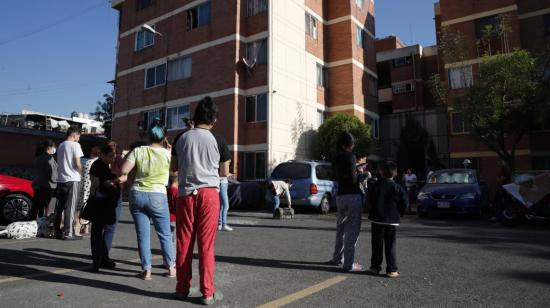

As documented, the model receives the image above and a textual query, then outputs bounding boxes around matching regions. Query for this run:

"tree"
[314,113,371,162]
[94,91,114,138]
[396,116,441,177]
[454,49,549,171]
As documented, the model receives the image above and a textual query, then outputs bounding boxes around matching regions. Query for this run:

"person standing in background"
[55,127,84,240]
[402,168,417,213]
[31,140,58,218]
[75,146,101,236]
[103,141,124,262]
[217,135,232,232]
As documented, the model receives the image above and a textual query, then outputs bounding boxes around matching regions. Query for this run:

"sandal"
[136,270,152,280]
[165,266,176,278]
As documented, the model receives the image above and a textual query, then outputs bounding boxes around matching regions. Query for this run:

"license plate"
[437,202,451,208]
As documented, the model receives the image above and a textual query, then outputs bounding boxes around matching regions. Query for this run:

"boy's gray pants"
[331,194,363,270]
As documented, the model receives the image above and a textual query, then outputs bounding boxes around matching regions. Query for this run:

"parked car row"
[416,169,490,218]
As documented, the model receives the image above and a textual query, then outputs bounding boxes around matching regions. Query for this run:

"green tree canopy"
[455,49,549,170]
[314,113,371,162]
[93,91,113,138]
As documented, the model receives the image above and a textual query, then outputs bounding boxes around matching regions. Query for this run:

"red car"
[0,175,34,223]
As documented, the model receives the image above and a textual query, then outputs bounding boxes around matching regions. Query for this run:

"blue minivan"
[267,160,337,214]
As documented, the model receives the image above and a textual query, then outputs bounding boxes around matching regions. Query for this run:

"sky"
[0,0,437,117]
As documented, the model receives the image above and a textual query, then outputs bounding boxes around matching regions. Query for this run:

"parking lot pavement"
[1,207,550,307]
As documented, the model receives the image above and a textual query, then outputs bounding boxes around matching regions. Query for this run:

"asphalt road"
[1,206,549,308]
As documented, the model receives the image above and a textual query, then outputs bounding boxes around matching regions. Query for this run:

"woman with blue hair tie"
[118,119,175,280]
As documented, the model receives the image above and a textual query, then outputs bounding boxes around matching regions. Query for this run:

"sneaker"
[345,263,364,272]
[217,225,222,231]
[386,271,400,278]
[222,225,233,232]
[63,235,83,241]
[201,292,223,306]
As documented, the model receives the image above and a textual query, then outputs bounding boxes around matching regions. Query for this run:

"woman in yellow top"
[119,120,175,280]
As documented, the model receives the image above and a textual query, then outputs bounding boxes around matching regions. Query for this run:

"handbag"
[80,194,101,222]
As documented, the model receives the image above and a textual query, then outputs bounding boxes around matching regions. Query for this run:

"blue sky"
[0,0,437,117]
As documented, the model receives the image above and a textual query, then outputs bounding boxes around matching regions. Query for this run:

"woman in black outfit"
[32,140,58,218]
[89,145,120,272]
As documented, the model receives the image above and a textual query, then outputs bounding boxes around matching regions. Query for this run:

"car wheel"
[319,195,331,215]
[0,194,32,223]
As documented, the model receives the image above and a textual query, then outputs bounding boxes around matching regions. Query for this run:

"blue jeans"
[272,195,280,214]
[129,190,175,271]
[332,194,363,270]
[218,180,229,226]
[103,198,122,254]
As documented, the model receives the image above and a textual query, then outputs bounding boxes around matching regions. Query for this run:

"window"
[187,2,211,31]
[136,0,153,11]
[145,63,166,88]
[135,28,155,50]
[316,63,327,88]
[244,152,266,180]
[355,0,363,8]
[315,165,333,180]
[248,0,267,16]
[545,14,550,37]
[246,39,268,65]
[448,65,473,89]
[393,56,412,67]
[368,76,378,97]
[316,110,325,128]
[356,25,364,48]
[245,93,268,122]
[475,15,499,39]
[451,112,472,134]
[167,56,192,81]
[271,163,311,179]
[392,82,415,94]
[143,109,161,130]
[166,105,190,130]
[305,13,318,39]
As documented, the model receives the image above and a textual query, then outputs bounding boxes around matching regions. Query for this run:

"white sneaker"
[222,225,233,232]
[217,225,222,231]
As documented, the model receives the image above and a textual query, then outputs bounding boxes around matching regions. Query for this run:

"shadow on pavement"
[495,270,550,286]
[230,223,335,232]
[0,248,176,300]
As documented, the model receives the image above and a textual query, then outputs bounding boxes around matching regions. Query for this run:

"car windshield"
[271,163,311,179]
[428,171,477,184]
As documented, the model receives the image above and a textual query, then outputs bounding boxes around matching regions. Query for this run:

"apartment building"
[375,36,448,178]
[110,0,378,180]
[434,0,550,191]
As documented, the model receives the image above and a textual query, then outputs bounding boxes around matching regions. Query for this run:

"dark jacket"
[32,153,58,189]
[333,150,361,195]
[368,178,409,224]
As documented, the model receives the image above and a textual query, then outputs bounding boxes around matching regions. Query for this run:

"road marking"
[0,256,160,285]
[257,276,347,308]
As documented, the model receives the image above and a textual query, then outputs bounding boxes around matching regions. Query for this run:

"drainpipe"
[267,0,274,177]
